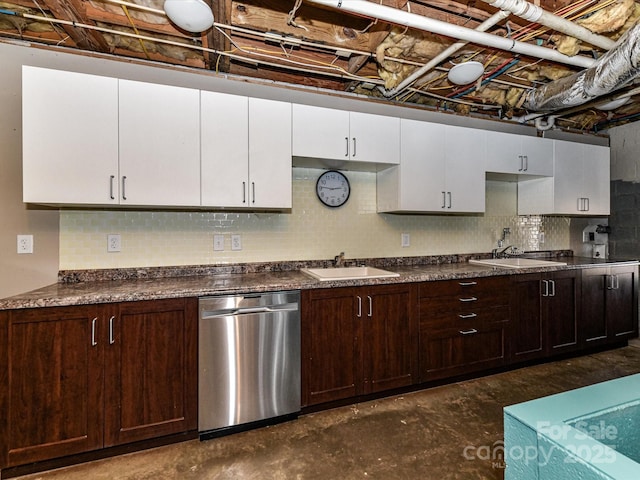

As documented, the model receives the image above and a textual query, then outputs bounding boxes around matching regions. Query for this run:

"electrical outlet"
[213,235,225,251]
[231,234,242,251]
[17,234,33,254]
[401,233,410,248]
[107,234,121,252]
[539,232,545,244]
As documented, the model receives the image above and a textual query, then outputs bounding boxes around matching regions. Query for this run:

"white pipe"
[383,10,510,98]
[485,0,616,50]
[307,0,596,68]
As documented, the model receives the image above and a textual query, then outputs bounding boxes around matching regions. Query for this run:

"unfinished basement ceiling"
[2,0,640,132]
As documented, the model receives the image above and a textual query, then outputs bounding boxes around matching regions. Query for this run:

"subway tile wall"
[59,169,570,269]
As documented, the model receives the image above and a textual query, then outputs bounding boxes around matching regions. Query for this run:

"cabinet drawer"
[419,322,507,381]
[420,293,508,316]
[419,276,509,299]
[422,305,509,331]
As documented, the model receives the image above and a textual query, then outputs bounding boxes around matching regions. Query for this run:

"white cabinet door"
[485,131,522,174]
[22,66,119,205]
[248,98,292,209]
[518,140,610,215]
[292,104,399,167]
[378,119,446,212]
[377,120,484,213]
[485,131,553,176]
[553,140,610,215]
[520,136,553,176]
[201,91,249,208]
[444,125,485,213]
[292,104,350,160]
[349,112,400,165]
[581,144,610,216]
[118,79,200,207]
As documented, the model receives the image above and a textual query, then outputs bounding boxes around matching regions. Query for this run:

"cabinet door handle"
[542,279,549,297]
[367,295,372,317]
[121,176,127,201]
[251,182,256,204]
[523,155,528,171]
[109,175,115,200]
[447,191,452,209]
[607,275,613,290]
[357,296,362,317]
[459,328,478,335]
[549,279,556,297]
[109,316,115,345]
[91,317,98,346]
[611,274,619,290]
[459,281,477,286]
[459,313,477,319]
[242,182,246,204]
[459,297,478,302]
[585,197,590,211]
[518,155,524,172]
[352,137,357,157]
[345,137,349,157]
[441,191,446,209]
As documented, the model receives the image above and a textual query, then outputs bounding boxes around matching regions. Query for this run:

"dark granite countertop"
[1,255,637,311]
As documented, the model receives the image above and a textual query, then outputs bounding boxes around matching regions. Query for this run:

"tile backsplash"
[59,169,570,269]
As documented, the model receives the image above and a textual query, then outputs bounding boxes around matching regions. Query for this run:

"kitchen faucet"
[334,252,345,267]
[492,245,516,259]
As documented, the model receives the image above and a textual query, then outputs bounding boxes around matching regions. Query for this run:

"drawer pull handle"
[459,281,477,286]
[460,328,478,335]
[91,317,98,346]
[459,297,477,302]
[459,313,477,319]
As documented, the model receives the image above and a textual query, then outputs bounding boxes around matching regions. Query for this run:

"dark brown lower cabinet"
[0,298,197,469]
[301,284,418,406]
[581,265,638,346]
[419,276,510,381]
[510,270,580,362]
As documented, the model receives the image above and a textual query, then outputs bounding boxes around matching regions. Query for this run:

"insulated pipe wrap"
[525,24,640,111]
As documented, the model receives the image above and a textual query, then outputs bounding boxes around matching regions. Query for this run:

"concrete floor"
[15,342,640,480]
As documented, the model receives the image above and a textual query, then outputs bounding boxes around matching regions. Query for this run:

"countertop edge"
[1,257,638,311]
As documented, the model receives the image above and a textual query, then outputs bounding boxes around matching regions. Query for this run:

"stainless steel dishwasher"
[198,290,300,439]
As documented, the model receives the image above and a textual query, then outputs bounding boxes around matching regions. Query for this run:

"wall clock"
[316,170,350,208]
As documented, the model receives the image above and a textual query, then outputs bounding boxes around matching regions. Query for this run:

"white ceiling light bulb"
[164,0,214,33]
[448,61,485,85]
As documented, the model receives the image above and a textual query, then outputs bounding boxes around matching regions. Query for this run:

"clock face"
[316,170,350,208]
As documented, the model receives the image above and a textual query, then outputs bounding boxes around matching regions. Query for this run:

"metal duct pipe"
[382,10,510,98]
[307,0,596,68]
[484,0,616,50]
[525,23,640,111]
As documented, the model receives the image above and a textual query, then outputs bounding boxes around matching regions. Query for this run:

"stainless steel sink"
[469,258,567,268]
[301,266,400,281]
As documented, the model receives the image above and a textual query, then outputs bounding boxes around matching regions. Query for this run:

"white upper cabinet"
[22,66,119,205]
[485,130,553,176]
[201,91,249,208]
[248,98,292,209]
[292,104,400,169]
[377,120,485,213]
[201,94,291,209]
[118,79,201,207]
[518,140,610,215]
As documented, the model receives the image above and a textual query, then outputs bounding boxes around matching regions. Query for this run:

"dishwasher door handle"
[201,304,298,319]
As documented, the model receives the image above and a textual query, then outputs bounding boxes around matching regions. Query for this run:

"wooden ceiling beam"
[83,4,190,38]
[207,0,232,71]
[38,0,110,51]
